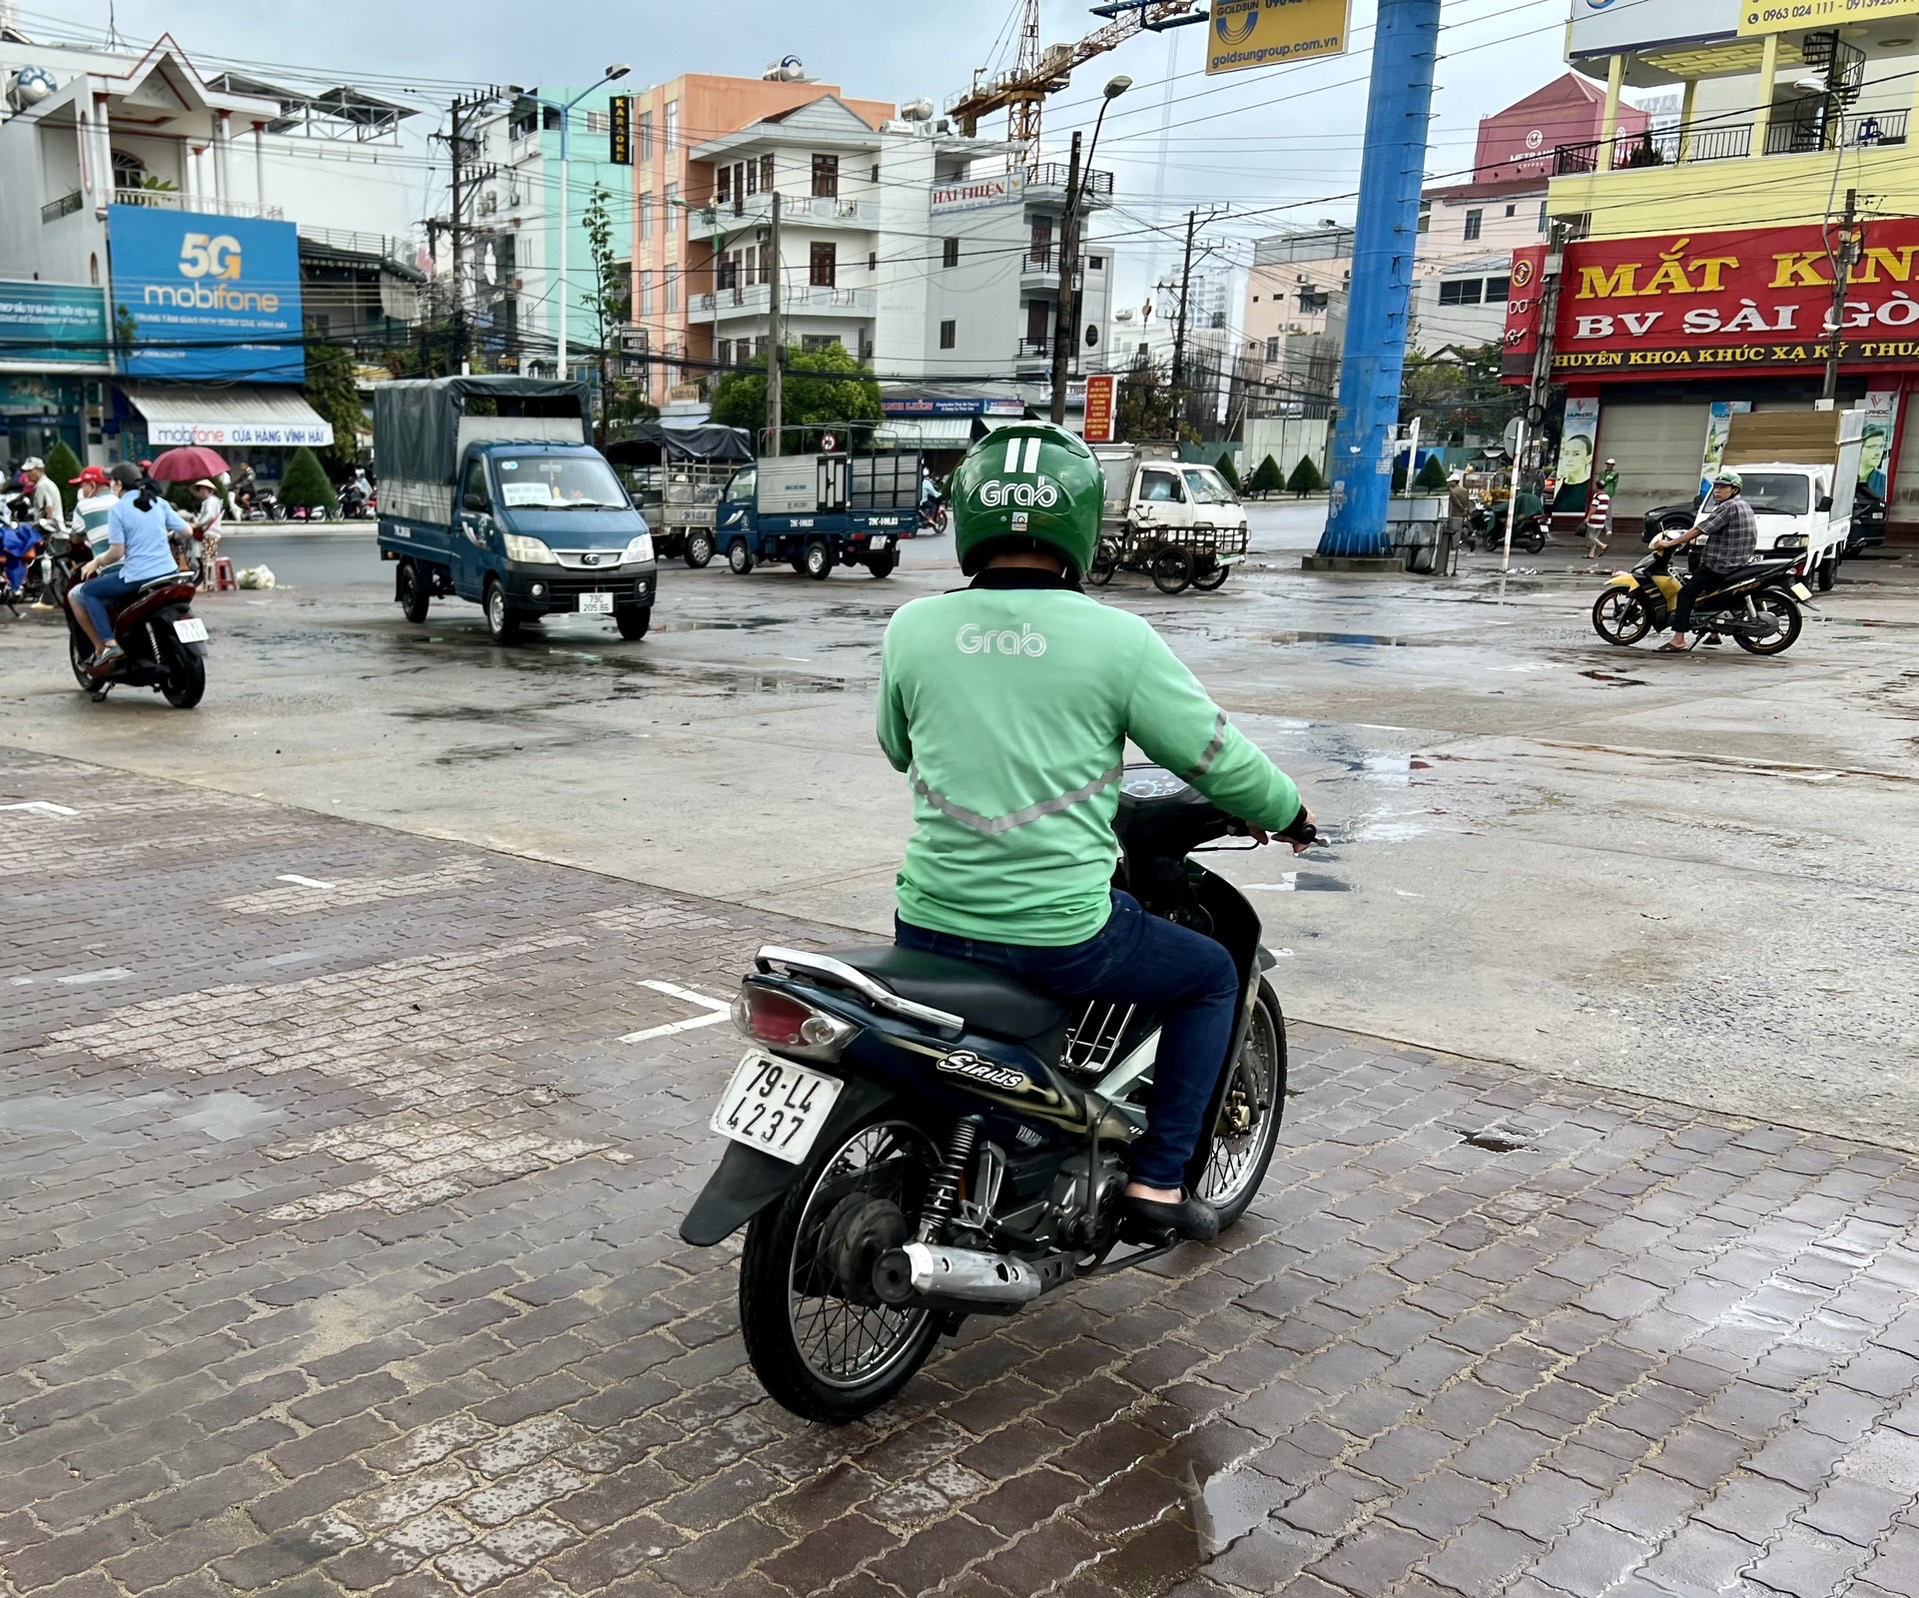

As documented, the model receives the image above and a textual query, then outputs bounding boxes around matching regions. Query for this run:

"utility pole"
[1823,187,1861,404]
[765,190,783,457]
[1504,223,1567,571]
[1170,207,1198,397]
[1315,0,1443,562]
[1049,130,1083,424]
[448,94,469,374]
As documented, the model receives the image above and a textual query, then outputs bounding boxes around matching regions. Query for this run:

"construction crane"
[949,0,1205,167]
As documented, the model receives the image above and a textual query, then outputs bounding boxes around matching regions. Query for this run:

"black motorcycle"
[682,767,1298,1422]
[917,495,950,535]
[1465,501,1546,554]
[1592,546,1812,656]
[63,567,208,707]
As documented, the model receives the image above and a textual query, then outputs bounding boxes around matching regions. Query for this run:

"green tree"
[1286,454,1324,497]
[279,446,332,511]
[1213,451,1242,492]
[1246,455,1284,498]
[43,441,83,517]
[581,184,636,440]
[1415,453,1450,490]
[1400,341,1520,442]
[710,342,882,444]
[1115,356,1195,443]
[303,336,366,476]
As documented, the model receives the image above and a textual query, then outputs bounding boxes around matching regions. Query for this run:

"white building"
[684,96,1114,405]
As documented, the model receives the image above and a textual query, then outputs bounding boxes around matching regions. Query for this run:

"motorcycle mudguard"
[679,1076,896,1246]
[1602,574,1637,591]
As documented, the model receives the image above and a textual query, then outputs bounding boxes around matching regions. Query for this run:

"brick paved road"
[5,748,1919,1598]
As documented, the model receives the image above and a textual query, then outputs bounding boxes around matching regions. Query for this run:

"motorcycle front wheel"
[1592,589,1652,646]
[739,1112,941,1423]
[1735,592,1803,656]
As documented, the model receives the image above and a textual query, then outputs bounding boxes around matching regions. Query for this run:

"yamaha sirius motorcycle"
[681,766,1299,1422]
[1592,546,1812,656]
[63,568,208,708]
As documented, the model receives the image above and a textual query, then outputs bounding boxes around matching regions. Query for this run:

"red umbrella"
[149,446,231,482]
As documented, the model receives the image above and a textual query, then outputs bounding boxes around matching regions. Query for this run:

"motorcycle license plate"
[173,617,208,643]
[579,591,614,615]
[1790,582,1812,601]
[710,1051,844,1165]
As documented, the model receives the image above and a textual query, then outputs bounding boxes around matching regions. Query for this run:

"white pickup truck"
[1090,444,1250,593]
[1718,410,1865,592]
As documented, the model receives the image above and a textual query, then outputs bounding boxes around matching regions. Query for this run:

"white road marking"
[620,980,731,1044]
[275,874,337,889]
[0,801,79,816]
[58,968,133,985]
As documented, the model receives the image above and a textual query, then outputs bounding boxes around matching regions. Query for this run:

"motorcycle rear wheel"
[739,1113,941,1423]
[1592,589,1651,646]
[1194,982,1286,1227]
[1734,592,1802,656]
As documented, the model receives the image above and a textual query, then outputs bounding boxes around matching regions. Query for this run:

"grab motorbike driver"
[877,422,1316,1243]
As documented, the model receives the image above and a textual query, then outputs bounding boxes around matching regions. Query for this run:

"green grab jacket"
[877,574,1302,946]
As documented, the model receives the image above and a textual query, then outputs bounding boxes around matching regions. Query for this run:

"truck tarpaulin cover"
[373,376,590,485]
[1504,218,1919,383]
[601,424,754,466]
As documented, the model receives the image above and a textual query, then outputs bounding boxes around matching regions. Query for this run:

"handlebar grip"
[1276,807,1318,848]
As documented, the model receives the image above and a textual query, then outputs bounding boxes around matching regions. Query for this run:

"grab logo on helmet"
[976,434,1062,510]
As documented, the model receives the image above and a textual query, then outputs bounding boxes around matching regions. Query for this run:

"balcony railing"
[696,193,878,233]
[1555,108,1908,176]
[690,283,876,319]
[40,190,83,224]
[1027,163,1114,199]
[112,187,286,219]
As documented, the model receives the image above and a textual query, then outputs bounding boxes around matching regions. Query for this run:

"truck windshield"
[493,453,629,509]
[1182,468,1238,505]
[1740,473,1811,516]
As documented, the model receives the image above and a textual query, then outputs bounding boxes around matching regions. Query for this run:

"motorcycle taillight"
[731,984,854,1060]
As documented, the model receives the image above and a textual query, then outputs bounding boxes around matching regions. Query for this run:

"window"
[542,107,562,132]
[867,250,877,271]
[585,110,610,135]
[1025,299,1050,347]
[664,183,678,234]
[1029,217,1053,267]
[665,267,679,312]
[638,270,654,316]
[1538,199,1549,235]
[716,339,731,367]
[664,100,678,152]
[1087,254,1104,271]
[111,149,145,190]
[1741,473,1811,516]
[1417,201,1431,235]
[1484,275,1510,303]
[461,460,491,514]
[755,242,769,284]
[1138,470,1184,504]
[801,333,836,352]
[1298,287,1330,314]
[638,111,654,163]
[741,159,756,199]
[1437,278,1484,306]
[639,193,652,241]
[942,236,960,269]
[724,468,757,504]
[939,319,956,349]
[811,154,839,198]
[1505,203,1517,218]
[759,154,774,192]
[1265,335,1280,361]
[1463,208,1483,241]
[717,167,731,203]
[809,242,837,288]
[1183,468,1235,504]
[717,253,738,290]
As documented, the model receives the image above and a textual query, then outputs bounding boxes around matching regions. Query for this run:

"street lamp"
[520,63,631,380]
[1049,75,1129,423]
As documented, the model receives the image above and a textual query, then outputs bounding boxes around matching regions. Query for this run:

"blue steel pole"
[1317,0,1442,558]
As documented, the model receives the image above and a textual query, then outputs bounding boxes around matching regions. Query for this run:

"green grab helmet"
[1713,469,1743,490]
[951,420,1107,578]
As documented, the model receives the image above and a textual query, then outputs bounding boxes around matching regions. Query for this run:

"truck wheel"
[1817,554,1837,592]
[867,552,897,579]
[397,559,431,623]
[727,539,755,575]
[803,540,834,581]
[685,531,715,569]
[615,604,651,641]
[483,578,521,644]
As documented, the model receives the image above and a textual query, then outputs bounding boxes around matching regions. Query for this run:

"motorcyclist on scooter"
[1656,468,1757,653]
[878,421,1316,1242]
[68,463,187,674]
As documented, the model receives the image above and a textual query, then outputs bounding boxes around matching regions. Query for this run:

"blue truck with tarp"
[715,450,920,579]
[374,375,658,643]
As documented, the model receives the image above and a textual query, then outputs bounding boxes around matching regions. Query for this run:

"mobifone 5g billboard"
[108,205,306,383]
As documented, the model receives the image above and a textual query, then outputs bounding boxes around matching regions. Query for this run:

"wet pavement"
[2,505,1914,1153]
[7,750,1919,1598]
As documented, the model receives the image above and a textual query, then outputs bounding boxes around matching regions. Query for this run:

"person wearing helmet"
[68,462,186,671]
[877,422,1315,1241]
[1655,468,1756,652]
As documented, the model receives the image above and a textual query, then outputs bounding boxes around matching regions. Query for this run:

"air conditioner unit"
[508,189,524,207]
[479,193,498,215]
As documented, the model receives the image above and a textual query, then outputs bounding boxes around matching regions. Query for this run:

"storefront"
[0,281,112,472]
[878,394,1030,467]
[114,384,333,480]
[1506,219,1919,537]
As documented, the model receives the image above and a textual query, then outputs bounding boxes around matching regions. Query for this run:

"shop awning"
[873,418,982,449]
[123,384,335,448]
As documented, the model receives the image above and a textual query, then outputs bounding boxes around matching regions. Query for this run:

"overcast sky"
[75,0,1573,309]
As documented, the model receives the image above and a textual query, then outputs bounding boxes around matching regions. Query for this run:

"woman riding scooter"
[67,463,187,674]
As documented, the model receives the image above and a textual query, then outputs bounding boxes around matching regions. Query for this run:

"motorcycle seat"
[824,946,1071,1043]
[138,570,193,592]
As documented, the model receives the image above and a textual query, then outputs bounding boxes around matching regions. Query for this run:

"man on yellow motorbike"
[1655,469,1757,653]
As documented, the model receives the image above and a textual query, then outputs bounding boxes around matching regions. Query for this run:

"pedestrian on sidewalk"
[1585,482,1613,561]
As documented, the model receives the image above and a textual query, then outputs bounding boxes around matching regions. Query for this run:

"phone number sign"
[1740,0,1919,32]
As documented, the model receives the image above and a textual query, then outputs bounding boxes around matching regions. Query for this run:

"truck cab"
[714,452,916,580]
[375,376,658,644]
[1716,408,1866,591]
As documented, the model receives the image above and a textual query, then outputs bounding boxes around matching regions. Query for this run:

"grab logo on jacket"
[956,621,1048,658]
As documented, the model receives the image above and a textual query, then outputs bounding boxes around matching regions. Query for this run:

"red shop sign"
[1502,218,1919,383]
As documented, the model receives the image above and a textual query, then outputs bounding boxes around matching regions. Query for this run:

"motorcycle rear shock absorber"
[917,1115,983,1244]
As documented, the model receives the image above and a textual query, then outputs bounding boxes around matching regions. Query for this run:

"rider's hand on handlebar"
[1248,809,1319,854]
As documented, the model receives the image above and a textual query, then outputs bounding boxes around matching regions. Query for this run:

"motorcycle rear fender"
[680,1076,898,1246]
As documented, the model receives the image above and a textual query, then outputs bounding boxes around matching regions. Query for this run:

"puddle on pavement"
[1265,630,1414,647]
[1246,872,1352,893]
[1579,669,1648,687]
[1192,1466,1274,1559]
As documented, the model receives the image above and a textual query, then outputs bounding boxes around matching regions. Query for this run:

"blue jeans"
[896,891,1241,1190]
[73,571,145,645]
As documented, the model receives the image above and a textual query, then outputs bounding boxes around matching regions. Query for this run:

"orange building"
[624,75,894,404]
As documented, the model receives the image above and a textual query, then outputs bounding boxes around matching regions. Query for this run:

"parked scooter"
[1465,501,1546,554]
[1592,546,1812,656]
[681,765,1306,1422]
[63,568,208,707]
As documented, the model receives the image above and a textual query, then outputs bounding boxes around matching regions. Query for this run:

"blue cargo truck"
[716,451,919,579]
[375,376,658,643]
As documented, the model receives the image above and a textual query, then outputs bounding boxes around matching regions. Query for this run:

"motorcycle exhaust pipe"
[873,1243,1044,1307]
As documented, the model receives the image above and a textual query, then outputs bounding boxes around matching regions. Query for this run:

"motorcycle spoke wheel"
[1195,985,1286,1227]
[1734,593,1802,656]
[1591,590,1651,646]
